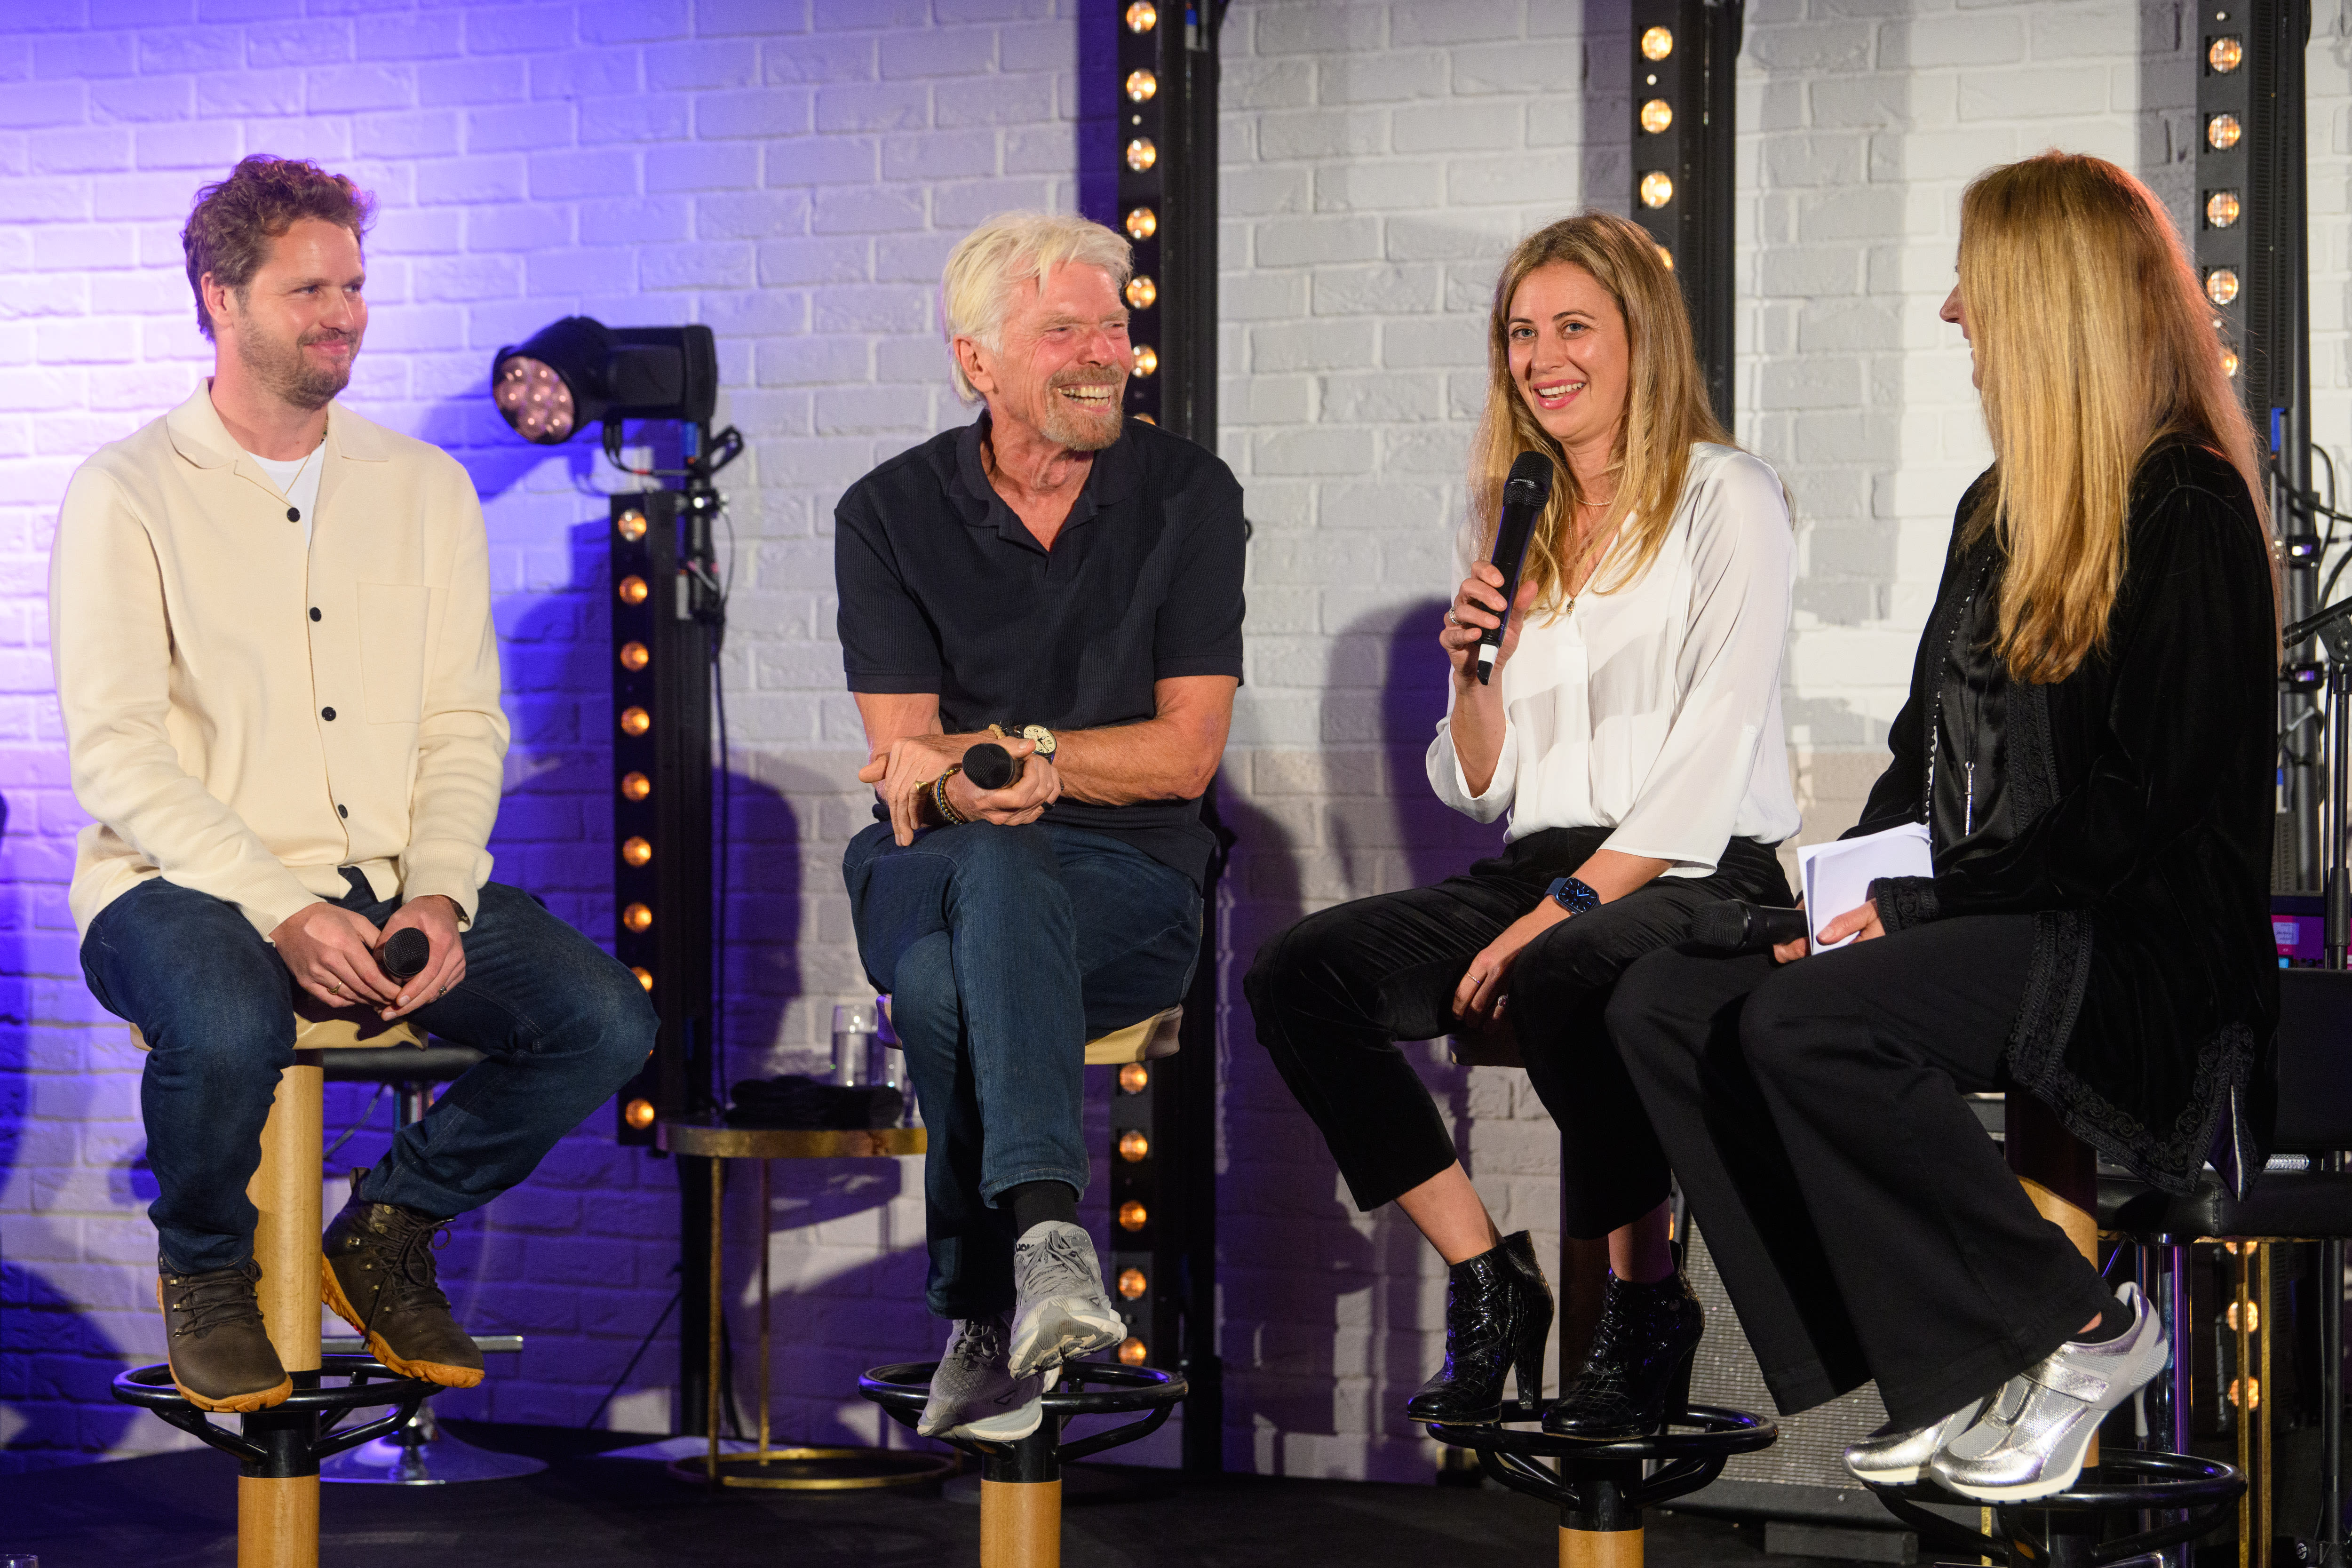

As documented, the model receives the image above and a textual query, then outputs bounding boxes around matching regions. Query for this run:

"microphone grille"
[1505,449,1555,499]
[1685,901,1751,951]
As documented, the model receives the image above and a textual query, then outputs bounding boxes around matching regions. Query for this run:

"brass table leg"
[707,1153,723,1484]
[2258,1243,2273,1568]
[758,1160,771,1457]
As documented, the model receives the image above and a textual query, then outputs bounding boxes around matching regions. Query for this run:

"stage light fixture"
[1640,98,1673,134]
[1119,1201,1148,1231]
[2206,191,2242,228]
[1120,1131,1150,1162]
[1119,1064,1148,1093]
[1125,1,1156,30]
[616,509,648,541]
[1127,69,1157,101]
[492,318,717,446]
[2208,113,2242,150]
[618,575,650,605]
[1640,172,1675,208]
[1118,1338,1149,1366]
[1133,345,1158,377]
[2209,34,2243,72]
[1118,1269,1147,1299]
[620,706,651,736]
[1124,206,1157,240]
[1126,138,1157,171]
[1642,25,1674,58]
[625,1097,658,1130]
[632,967,655,991]
[623,902,653,933]
[622,836,653,867]
[1125,275,1157,309]
[621,771,652,801]
[2223,347,2241,378]
[2207,268,2240,305]
[620,641,650,670]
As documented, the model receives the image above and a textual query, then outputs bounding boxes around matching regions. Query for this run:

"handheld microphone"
[381,927,431,984]
[1475,450,1557,685]
[1685,901,1808,957]
[961,741,1021,792]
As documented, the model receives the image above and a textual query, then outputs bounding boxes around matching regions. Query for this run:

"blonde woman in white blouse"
[1245,212,1798,1438]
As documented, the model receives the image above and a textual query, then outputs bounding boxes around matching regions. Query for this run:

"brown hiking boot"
[158,1260,293,1413]
[321,1196,484,1389]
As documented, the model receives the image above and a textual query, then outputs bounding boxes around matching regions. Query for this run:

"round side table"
[656,1119,956,1491]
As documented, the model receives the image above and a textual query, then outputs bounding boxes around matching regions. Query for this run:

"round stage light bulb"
[1639,171,1675,209]
[2221,346,2241,378]
[1119,1063,1149,1094]
[620,771,652,801]
[1134,412,1156,424]
[615,509,647,542]
[1132,344,1158,377]
[1658,245,1675,271]
[1118,1200,1148,1231]
[1117,1268,1147,1299]
[2205,190,2241,228]
[1642,25,1674,60]
[1124,206,1157,240]
[1126,69,1157,103]
[622,836,653,867]
[2206,113,2242,151]
[618,575,650,605]
[1125,275,1157,309]
[624,1097,657,1130]
[1125,137,1157,172]
[1125,1,1157,31]
[1640,98,1673,135]
[620,640,650,671]
[631,966,654,992]
[1118,1337,1148,1366]
[494,356,575,445]
[622,902,653,933]
[1119,1130,1150,1162]
[2204,267,2240,306]
[2208,35,2242,73]
[620,706,652,736]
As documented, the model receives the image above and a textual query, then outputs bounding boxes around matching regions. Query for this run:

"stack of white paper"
[1795,821,1933,950]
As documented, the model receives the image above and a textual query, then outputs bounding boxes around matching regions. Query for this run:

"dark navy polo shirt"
[834,412,1246,887]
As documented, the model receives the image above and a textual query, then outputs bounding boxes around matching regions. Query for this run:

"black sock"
[2071,1291,2133,1344]
[1008,1180,1079,1236]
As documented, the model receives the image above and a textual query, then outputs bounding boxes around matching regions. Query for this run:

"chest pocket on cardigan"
[357,582,432,724]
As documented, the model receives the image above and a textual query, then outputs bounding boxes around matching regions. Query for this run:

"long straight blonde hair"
[1465,211,1735,610]
[1958,152,2270,682]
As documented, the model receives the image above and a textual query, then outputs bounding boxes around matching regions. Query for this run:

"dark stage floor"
[0,1421,1884,1568]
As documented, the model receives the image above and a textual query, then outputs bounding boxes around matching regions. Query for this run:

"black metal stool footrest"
[1427,1405,1779,1522]
[1863,1450,2245,1568]
[858,1360,1186,1482]
[113,1355,441,1478]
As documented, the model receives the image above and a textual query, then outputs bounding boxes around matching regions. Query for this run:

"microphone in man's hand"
[1476,450,1557,685]
[1685,901,1808,957]
[961,741,1022,792]
[381,927,431,984]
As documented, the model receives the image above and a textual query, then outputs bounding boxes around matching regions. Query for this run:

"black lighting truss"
[1112,0,1227,1476]
[1628,0,1742,427]
[2197,0,2318,890]
[607,427,738,1440]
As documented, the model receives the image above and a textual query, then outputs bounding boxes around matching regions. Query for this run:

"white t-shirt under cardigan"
[1426,442,1802,878]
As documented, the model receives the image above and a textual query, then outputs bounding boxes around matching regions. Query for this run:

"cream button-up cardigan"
[50,383,509,942]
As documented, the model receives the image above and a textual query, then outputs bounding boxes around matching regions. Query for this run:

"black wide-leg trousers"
[1245,826,1790,1234]
[1606,915,2114,1429]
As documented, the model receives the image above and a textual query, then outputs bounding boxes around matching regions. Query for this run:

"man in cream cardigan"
[50,156,654,1414]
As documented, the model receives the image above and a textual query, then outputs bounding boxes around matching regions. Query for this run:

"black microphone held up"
[1475,450,1556,685]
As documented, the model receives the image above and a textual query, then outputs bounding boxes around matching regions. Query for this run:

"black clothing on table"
[1858,440,2279,1195]
[834,412,1247,888]
[1245,826,1790,1230]
[1608,917,2114,1428]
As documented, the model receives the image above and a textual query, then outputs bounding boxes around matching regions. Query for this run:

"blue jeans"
[843,821,1200,1318]
[80,874,657,1275]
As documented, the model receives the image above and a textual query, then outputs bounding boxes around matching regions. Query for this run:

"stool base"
[663,1444,958,1491]
[320,1421,548,1485]
[982,1478,1061,1568]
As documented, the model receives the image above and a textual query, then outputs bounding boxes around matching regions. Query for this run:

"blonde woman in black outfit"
[1608,153,2277,1502]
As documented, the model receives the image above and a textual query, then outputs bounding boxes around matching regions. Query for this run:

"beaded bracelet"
[931,765,968,827]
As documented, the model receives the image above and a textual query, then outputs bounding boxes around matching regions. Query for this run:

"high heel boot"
[1404,1231,1554,1424]
[1542,1269,1703,1439]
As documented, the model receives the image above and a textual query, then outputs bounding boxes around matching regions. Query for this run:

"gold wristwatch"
[989,723,1057,756]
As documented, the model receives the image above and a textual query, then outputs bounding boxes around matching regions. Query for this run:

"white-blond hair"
[941,211,1133,404]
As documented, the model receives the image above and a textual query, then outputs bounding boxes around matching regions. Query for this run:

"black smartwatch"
[1546,876,1602,916]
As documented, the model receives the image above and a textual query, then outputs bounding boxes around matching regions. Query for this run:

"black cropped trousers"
[1244,826,1790,1236]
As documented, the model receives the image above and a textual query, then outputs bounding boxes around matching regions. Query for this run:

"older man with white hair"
[835,210,1244,1439]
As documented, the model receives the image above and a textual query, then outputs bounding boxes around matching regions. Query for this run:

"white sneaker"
[1006,1220,1125,1379]
[1928,1282,2169,1501]
[917,1313,1044,1441]
[1843,1396,1986,1485]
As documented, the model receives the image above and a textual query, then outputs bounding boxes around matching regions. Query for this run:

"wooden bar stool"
[111,1002,445,1568]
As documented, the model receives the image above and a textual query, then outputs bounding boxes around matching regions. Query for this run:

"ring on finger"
[1444,608,1459,627]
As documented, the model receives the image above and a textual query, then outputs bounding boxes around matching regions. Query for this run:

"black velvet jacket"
[1856,441,2279,1196]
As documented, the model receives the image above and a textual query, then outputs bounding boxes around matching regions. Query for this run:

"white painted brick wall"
[2,0,2342,1483]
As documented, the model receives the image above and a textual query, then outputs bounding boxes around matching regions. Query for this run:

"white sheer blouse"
[1426,443,1801,876]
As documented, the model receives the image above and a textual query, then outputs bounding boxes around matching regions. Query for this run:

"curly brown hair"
[182,155,375,342]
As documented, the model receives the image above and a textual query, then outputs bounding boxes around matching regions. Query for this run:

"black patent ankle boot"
[1404,1230,1555,1424]
[1542,1270,1704,1439]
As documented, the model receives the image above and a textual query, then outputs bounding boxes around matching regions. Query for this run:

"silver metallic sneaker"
[1929,1281,2168,1501]
[1007,1220,1125,1379]
[1843,1396,1985,1485]
[917,1313,1045,1441]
